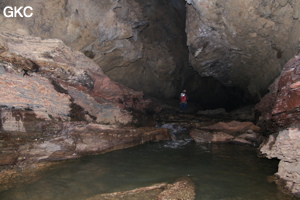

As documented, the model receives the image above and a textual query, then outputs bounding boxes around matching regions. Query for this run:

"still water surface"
[0,141,297,200]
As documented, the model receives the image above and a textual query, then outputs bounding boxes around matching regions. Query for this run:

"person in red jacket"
[179,90,188,112]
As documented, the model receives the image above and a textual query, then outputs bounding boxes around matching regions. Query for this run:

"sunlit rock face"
[0,0,188,99]
[185,0,300,101]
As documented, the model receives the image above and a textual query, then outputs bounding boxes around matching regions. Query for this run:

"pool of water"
[0,141,297,200]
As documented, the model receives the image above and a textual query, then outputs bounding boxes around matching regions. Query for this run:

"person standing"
[179,90,188,112]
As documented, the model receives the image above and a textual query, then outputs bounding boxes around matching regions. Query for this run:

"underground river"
[0,140,296,200]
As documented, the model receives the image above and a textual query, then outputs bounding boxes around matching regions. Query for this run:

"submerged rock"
[86,177,195,200]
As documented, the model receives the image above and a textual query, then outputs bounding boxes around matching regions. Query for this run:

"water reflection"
[0,142,297,200]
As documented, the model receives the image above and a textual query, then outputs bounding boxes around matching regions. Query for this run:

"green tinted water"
[0,142,296,200]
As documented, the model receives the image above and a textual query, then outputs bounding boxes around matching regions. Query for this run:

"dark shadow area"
[182,73,254,111]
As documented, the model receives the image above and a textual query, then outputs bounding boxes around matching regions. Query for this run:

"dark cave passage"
[126,0,257,111]
[0,0,300,198]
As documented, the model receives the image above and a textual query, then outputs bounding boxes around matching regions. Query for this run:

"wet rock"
[260,128,300,197]
[190,129,234,143]
[200,121,260,134]
[197,108,227,116]
[0,31,170,184]
[86,177,195,200]
[157,177,196,200]
[0,123,171,189]
[256,55,300,197]
[87,183,167,200]
[228,105,256,122]
[190,121,261,145]
[256,55,300,132]
[70,124,171,155]
[13,124,170,163]
[0,152,19,165]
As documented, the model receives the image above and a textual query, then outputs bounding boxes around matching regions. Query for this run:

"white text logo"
[3,6,33,18]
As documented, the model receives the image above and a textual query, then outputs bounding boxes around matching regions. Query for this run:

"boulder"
[190,121,261,145]
[260,128,300,197]
[190,129,234,143]
[200,121,260,134]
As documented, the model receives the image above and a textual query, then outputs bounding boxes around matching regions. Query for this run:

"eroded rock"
[256,55,300,132]
[0,123,171,189]
[257,54,300,197]
[260,128,300,197]
[190,121,261,145]
[0,32,151,127]
[0,0,188,99]
[186,0,300,102]
[86,177,195,200]
[0,32,170,187]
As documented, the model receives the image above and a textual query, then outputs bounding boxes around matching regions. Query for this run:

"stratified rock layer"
[0,0,188,99]
[190,121,261,145]
[256,55,300,132]
[260,128,300,197]
[0,32,150,128]
[0,32,171,187]
[257,54,300,197]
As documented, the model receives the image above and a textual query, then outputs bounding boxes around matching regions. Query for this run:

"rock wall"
[185,0,300,102]
[256,55,300,132]
[0,32,171,185]
[260,128,300,197]
[0,0,189,99]
[0,32,151,128]
[257,54,300,197]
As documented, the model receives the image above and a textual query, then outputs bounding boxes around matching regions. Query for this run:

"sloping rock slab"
[70,124,171,155]
[86,177,195,200]
[18,124,171,162]
[190,129,234,143]
[200,121,260,134]
[190,121,261,145]
[0,31,152,127]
